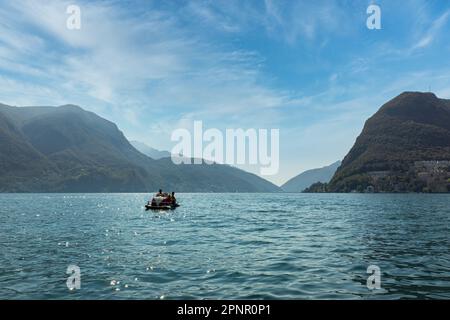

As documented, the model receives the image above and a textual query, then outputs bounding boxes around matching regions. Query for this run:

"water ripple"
[0,193,449,299]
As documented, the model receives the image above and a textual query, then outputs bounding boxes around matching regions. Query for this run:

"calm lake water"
[0,193,449,299]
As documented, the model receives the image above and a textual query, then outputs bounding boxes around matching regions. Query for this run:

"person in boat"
[161,192,172,205]
[148,189,163,206]
[170,192,176,205]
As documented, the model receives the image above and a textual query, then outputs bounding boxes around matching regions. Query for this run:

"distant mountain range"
[4,91,448,193]
[0,103,281,192]
[281,161,341,192]
[130,140,171,160]
[319,92,450,193]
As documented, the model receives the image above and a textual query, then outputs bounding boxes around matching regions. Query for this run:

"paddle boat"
[145,193,179,210]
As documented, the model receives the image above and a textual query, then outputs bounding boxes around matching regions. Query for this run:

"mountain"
[327,92,450,193]
[130,140,171,159]
[282,161,341,192]
[0,103,281,193]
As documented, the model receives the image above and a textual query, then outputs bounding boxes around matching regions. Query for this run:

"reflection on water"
[0,193,449,299]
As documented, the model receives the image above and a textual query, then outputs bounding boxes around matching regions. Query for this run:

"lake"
[0,193,449,299]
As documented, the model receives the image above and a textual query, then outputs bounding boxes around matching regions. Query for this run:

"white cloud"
[183,0,352,44]
[263,0,351,44]
[412,10,450,51]
[0,75,64,106]
[1,0,293,121]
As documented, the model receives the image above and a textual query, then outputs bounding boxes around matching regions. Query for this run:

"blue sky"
[1,0,450,185]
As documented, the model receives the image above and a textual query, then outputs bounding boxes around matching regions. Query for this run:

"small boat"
[145,194,179,211]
